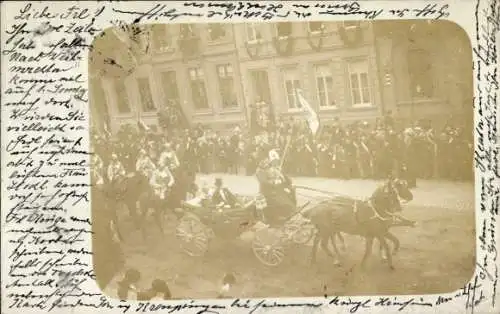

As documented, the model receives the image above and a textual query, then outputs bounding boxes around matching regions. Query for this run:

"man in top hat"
[211,178,238,209]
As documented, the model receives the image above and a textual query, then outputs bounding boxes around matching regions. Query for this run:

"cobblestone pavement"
[106,174,476,300]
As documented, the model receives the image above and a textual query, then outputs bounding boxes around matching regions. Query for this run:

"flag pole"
[279,134,292,170]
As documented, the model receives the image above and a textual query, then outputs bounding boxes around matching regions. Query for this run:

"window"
[282,68,301,109]
[217,64,237,108]
[208,24,226,41]
[159,71,183,129]
[308,22,325,33]
[407,49,434,98]
[188,68,209,109]
[115,78,131,113]
[151,24,170,51]
[276,22,292,38]
[137,77,155,112]
[91,79,111,128]
[348,60,371,107]
[160,71,180,103]
[180,24,196,38]
[250,70,272,104]
[314,65,335,108]
[246,23,263,42]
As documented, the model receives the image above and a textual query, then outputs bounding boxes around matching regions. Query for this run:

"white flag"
[295,89,320,135]
[137,118,150,132]
[103,123,111,137]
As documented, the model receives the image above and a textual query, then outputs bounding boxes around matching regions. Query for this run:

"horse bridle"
[392,179,410,204]
[353,199,393,222]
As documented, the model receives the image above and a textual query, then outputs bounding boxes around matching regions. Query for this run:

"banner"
[137,118,150,132]
[296,88,320,135]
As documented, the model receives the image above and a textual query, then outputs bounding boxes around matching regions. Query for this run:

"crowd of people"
[91,113,473,192]
[91,110,473,300]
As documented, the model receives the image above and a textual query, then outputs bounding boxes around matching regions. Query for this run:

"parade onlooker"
[92,113,473,186]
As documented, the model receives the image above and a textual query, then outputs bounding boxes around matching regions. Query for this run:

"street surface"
[105,174,475,300]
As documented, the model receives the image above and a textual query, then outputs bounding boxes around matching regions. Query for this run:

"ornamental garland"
[178,36,200,58]
[272,36,294,56]
[244,41,262,59]
[306,27,326,52]
[338,25,363,47]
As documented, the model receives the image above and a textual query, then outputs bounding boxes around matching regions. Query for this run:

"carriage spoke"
[271,248,285,260]
[252,227,287,266]
[176,216,210,257]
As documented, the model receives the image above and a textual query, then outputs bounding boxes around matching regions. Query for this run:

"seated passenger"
[184,181,212,208]
[211,178,239,209]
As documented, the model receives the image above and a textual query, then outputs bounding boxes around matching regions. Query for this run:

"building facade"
[89,20,472,134]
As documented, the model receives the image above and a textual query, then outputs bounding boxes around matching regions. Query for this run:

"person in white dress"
[268,148,280,168]
[184,179,212,208]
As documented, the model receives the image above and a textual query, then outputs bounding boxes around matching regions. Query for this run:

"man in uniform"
[107,153,126,184]
[106,153,129,207]
[91,152,105,186]
[255,157,296,226]
[158,142,180,174]
[149,166,175,201]
[135,149,156,180]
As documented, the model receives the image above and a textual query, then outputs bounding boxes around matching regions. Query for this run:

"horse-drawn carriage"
[174,182,316,266]
[174,175,417,269]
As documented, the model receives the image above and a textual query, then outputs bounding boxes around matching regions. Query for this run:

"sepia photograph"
[88,20,475,300]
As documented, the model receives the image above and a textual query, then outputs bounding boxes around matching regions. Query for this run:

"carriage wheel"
[175,215,210,257]
[252,228,286,266]
[284,219,316,245]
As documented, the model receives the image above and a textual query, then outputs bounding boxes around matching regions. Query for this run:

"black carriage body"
[259,182,298,227]
[180,196,257,238]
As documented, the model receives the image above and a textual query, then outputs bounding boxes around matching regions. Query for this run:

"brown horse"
[136,165,198,238]
[301,179,414,270]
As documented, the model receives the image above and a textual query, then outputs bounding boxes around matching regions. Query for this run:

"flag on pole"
[103,122,112,138]
[137,118,150,133]
[295,89,320,135]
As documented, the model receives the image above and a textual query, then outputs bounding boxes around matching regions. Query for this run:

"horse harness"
[353,198,397,224]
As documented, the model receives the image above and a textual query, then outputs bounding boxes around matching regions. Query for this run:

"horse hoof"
[389,265,395,271]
